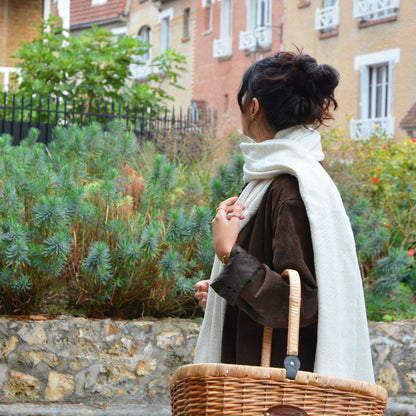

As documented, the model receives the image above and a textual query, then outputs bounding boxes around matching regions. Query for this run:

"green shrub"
[1,123,415,321]
[323,129,416,320]
[0,123,215,318]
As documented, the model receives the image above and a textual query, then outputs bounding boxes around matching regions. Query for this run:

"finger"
[228,202,245,221]
[222,196,239,206]
[195,280,209,293]
[233,201,244,213]
[217,197,239,214]
[195,292,205,301]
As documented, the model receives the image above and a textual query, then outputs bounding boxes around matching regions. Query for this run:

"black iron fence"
[0,93,215,145]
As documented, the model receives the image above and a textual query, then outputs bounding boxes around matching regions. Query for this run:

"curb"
[0,397,414,416]
[0,403,171,416]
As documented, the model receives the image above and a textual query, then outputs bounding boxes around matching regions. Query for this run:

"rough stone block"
[3,370,40,400]
[44,370,75,401]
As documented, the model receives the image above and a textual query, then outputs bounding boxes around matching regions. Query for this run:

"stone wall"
[0,316,415,406]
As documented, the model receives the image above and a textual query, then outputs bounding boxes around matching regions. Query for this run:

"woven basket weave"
[170,269,388,415]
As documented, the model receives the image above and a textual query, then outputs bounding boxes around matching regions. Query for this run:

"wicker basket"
[170,269,388,415]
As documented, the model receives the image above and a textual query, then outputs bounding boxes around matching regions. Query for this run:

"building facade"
[0,0,69,92]
[70,0,129,36]
[284,0,416,139]
[192,0,284,136]
[128,0,195,111]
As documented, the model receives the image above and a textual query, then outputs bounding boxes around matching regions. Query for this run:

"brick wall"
[0,0,43,67]
[192,1,284,137]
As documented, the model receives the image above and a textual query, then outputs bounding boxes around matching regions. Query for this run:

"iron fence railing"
[0,93,215,145]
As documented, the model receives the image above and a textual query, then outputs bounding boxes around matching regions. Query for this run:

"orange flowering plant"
[322,128,416,320]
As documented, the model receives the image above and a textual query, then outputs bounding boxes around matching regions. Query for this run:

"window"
[159,8,173,53]
[203,0,213,32]
[138,26,152,63]
[111,27,128,37]
[354,0,400,22]
[239,0,272,51]
[315,0,340,31]
[213,0,232,58]
[130,26,152,80]
[351,48,400,139]
[183,8,191,39]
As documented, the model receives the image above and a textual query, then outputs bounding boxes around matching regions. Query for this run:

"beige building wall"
[283,0,416,137]
[128,0,194,112]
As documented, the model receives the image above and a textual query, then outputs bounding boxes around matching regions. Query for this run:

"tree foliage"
[11,16,186,107]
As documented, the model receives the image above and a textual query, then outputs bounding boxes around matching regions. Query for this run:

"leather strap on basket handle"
[260,269,301,368]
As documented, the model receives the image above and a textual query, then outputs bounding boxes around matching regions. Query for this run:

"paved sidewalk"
[0,397,415,416]
[0,403,171,416]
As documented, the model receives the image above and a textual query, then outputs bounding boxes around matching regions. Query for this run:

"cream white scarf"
[194,125,375,383]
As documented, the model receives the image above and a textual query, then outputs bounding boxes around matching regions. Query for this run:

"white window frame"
[183,7,191,38]
[239,0,272,51]
[202,0,214,32]
[213,0,233,58]
[351,48,400,139]
[159,8,173,53]
[354,0,400,22]
[202,0,216,5]
[130,26,153,81]
[315,0,340,31]
[111,27,128,37]
[0,67,20,93]
[91,0,107,6]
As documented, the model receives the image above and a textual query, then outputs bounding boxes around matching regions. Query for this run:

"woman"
[194,51,375,383]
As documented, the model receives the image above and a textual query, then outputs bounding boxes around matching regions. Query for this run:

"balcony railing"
[213,37,232,59]
[350,116,395,140]
[354,0,400,21]
[129,61,152,80]
[239,26,272,51]
[315,4,340,31]
[0,67,20,93]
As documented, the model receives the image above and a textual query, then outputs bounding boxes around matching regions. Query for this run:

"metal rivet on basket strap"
[265,404,309,416]
[283,355,301,380]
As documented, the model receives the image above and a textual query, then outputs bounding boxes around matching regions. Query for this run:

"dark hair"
[237,51,340,132]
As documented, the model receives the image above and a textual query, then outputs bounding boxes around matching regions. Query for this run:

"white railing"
[354,0,400,20]
[239,26,272,51]
[213,37,232,59]
[315,4,340,30]
[0,67,20,93]
[350,116,395,139]
[130,62,152,80]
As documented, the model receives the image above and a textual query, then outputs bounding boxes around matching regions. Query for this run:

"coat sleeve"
[210,197,318,329]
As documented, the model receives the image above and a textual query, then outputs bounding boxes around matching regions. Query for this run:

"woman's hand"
[195,280,209,311]
[212,196,245,262]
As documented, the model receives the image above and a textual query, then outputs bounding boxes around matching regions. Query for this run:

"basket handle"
[260,269,301,374]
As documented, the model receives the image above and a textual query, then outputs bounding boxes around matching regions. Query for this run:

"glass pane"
[369,64,388,118]
[161,18,170,52]
[324,0,337,7]
[255,0,266,27]
[368,67,374,117]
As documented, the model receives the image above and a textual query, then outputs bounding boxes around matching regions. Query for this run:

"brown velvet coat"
[210,174,318,372]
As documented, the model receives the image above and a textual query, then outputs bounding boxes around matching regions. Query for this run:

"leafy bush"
[5,16,186,116]
[204,128,416,321]
[1,122,414,321]
[323,129,416,320]
[0,123,215,318]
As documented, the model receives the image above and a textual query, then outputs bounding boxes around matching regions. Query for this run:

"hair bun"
[293,55,339,97]
[312,64,340,96]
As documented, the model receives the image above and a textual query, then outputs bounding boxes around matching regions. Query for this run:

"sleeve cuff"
[210,245,262,305]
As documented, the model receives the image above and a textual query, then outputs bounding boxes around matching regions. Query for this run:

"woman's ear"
[251,97,260,120]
